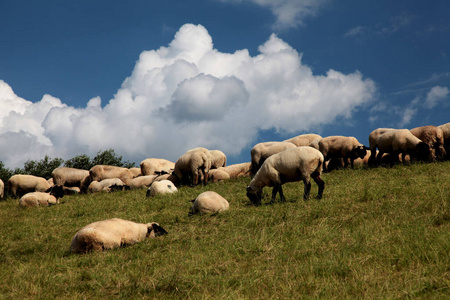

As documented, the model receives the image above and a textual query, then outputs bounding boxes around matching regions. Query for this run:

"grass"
[0,162,449,299]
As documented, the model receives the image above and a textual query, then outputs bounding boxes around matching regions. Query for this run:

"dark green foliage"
[91,149,135,168]
[22,155,64,179]
[64,154,93,170]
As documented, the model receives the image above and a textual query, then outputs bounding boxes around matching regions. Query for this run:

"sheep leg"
[271,185,279,203]
[278,185,285,202]
[313,175,325,199]
[303,180,311,200]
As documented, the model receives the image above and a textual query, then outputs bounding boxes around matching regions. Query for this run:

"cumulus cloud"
[0,24,376,168]
[424,86,449,108]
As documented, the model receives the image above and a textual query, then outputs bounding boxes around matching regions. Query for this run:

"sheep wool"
[189,191,229,215]
[8,174,53,198]
[146,180,178,197]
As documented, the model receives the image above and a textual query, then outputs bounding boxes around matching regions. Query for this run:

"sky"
[0,0,449,169]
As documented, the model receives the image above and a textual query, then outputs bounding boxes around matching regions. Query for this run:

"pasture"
[0,162,449,299]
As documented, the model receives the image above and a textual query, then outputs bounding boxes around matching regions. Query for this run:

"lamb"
[283,133,322,147]
[410,125,446,161]
[250,141,297,177]
[173,147,212,186]
[375,129,430,164]
[126,175,157,189]
[0,179,3,199]
[89,165,135,184]
[439,122,450,159]
[18,185,64,207]
[51,167,91,192]
[368,128,394,165]
[140,158,175,176]
[189,191,229,215]
[246,146,325,205]
[88,178,127,193]
[70,218,167,253]
[8,174,53,198]
[209,150,227,169]
[318,136,368,171]
[146,180,178,197]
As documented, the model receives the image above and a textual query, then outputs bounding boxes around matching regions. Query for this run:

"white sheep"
[89,165,135,184]
[283,133,322,147]
[173,147,212,186]
[250,141,297,177]
[146,180,178,197]
[51,167,91,192]
[18,185,65,207]
[189,191,229,215]
[247,146,325,204]
[8,174,53,198]
[140,158,175,176]
[88,178,127,193]
[209,150,227,169]
[375,129,430,164]
[222,162,251,178]
[318,136,368,171]
[126,175,157,189]
[439,122,450,159]
[129,167,142,178]
[368,128,394,165]
[410,125,446,161]
[208,168,231,183]
[70,218,167,253]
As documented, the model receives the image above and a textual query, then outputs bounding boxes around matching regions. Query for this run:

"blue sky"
[0,0,449,168]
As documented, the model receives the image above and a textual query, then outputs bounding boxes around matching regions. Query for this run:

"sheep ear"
[151,224,168,237]
[246,186,252,192]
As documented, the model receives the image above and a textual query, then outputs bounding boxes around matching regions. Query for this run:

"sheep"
[189,191,229,215]
[368,128,394,165]
[89,165,135,184]
[8,174,53,198]
[0,179,3,199]
[51,167,91,192]
[173,147,212,186]
[153,173,181,186]
[283,133,322,147]
[439,122,450,159]
[250,141,297,177]
[209,150,227,169]
[246,146,325,205]
[63,186,80,195]
[70,218,167,253]
[88,178,127,193]
[126,175,158,189]
[208,168,231,183]
[146,180,178,197]
[222,162,251,178]
[140,158,175,176]
[410,125,446,161]
[129,167,142,178]
[318,136,368,171]
[18,185,64,207]
[375,129,430,164]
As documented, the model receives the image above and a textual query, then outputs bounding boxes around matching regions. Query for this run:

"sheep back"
[209,150,227,169]
[140,158,175,176]
[283,133,322,147]
[410,125,446,160]
[146,180,178,197]
[8,174,52,198]
[189,191,229,215]
[250,141,296,176]
[89,165,134,184]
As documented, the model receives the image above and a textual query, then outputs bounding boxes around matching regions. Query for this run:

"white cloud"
[0,24,376,168]
[424,86,449,108]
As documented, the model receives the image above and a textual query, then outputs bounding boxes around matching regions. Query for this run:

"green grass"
[0,162,449,299]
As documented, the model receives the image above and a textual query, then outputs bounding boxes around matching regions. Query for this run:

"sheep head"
[146,222,168,238]
[246,186,262,205]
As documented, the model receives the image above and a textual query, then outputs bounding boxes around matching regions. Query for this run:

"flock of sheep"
[1,122,449,253]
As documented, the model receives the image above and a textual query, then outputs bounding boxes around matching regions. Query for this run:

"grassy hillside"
[0,162,449,299]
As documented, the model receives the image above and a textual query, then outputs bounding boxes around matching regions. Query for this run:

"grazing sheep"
[140,158,175,176]
[375,129,430,164]
[250,141,297,177]
[126,175,157,189]
[222,162,251,178]
[209,150,227,169]
[247,146,325,205]
[18,185,64,207]
[146,180,178,197]
[368,128,394,165]
[318,136,368,171]
[0,179,3,199]
[51,167,91,192]
[173,147,212,186]
[208,168,231,183]
[410,125,446,161]
[8,174,53,198]
[283,133,322,147]
[70,218,167,253]
[189,191,229,215]
[88,178,127,193]
[439,122,450,159]
[89,165,135,184]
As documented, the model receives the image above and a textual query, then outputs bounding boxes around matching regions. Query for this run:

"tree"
[64,154,93,170]
[91,149,135,168]
[22,155,64,179]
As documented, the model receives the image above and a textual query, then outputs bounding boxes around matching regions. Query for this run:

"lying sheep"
[439,122,450,159]
[126,175,157,189]
[189,191,229,215]
[129,167,142,178]
[88,178,127,193]
[208,168,231,183]
[318,136,368,171]
[152,173,181,186]
[283,133,322,147]
[70,218,167,253]
[250,141,296,177]
[146,180,178,197]
[173,147,212,186]
[140,158,175,176]
[375,129,430,164]
[63,186,80,195]
[247,146,325,205]
[368,128,394,165]
[89,165,135,185]
[222,162,251,178]
[18,185,64,207]
[8,174,53,198]
[410,125,446,161]
[51,167,91,193]
[209,150,227,169]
